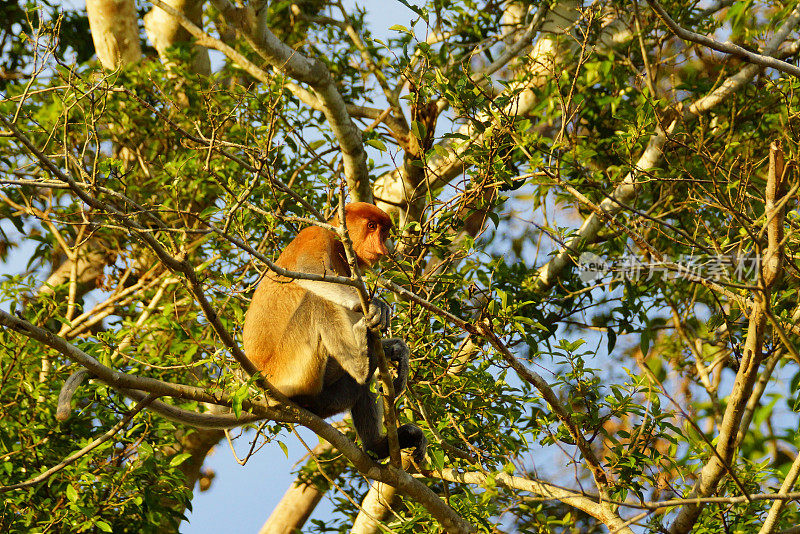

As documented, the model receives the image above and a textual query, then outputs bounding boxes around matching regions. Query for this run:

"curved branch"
[0,309,284,420]
[1,111,473,534]
[56,369,89,421]
[118,388,266,428]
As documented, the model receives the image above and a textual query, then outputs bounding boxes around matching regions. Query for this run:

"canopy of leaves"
[2,1,800,533]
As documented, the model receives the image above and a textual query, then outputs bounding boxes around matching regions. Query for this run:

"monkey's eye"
[367,222,377,230]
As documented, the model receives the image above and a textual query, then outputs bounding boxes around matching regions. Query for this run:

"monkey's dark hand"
[382,337,409,394]
[365,298,390,332]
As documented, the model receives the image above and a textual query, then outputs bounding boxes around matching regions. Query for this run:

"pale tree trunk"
[86,0,142,69]
[351,480,398,534]
[145,0,211,75]
[258,439,339,534]
[258,476,326,534]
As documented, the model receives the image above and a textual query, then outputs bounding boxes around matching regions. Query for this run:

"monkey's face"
[356,220,391,267]
[342,202,394,268]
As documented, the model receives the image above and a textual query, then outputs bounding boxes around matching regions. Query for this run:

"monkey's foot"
[398,423,427,463]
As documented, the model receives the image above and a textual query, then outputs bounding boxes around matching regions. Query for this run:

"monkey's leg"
[292,375,365,419]
[351,389,428,462]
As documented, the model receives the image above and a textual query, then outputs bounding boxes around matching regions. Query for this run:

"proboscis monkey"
[243,202,426,461]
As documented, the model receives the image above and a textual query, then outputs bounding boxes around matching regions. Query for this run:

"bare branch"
[760,450,800,534]
[55,369,89,422]
[647,0,800,78]
[427,468,633,534]
[205,0,370,201]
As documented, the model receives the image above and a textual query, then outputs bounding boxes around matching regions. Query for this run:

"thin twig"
[0,394,157,492]
[647,0,800,78]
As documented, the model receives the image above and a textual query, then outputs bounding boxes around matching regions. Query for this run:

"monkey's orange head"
[342,202,393,267]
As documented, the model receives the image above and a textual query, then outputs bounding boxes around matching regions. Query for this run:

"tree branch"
[668,141,787,533]
[759,449,800,534]
[205,0,370,201]
[534,4,800,291]
[0,393,157,492]
[428,468,633,534]
[647,0,800,78]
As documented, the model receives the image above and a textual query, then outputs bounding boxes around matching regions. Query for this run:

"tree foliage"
[2,0,800,533]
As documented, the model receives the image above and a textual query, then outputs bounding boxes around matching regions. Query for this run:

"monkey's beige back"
[242,275,359,397]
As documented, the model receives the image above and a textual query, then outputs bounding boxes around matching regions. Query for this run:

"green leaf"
[607,328,617,354]
[410,120,426,141]
[169,453,192,467]
[366,139,387,151]
[430,447,445,471]
[66,484,78,502]
[394,0,424,17]
[639,329,650,358]
[232,381,250,418]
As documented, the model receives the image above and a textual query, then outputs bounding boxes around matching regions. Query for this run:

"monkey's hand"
[365,298,390,332]
[382,337,409,395]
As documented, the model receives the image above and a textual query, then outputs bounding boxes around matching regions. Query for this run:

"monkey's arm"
[297,277,390,331]
[318,303,374,384]
[314,296,392,386]
[295,278,361,310]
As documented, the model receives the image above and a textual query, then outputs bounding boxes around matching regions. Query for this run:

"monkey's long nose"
[376,239,390,257]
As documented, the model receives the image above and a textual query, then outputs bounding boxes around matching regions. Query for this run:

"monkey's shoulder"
[278,226,336,262]
[277,226,349,276]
